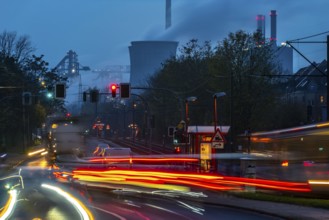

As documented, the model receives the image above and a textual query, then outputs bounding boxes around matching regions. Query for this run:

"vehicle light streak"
[0,174,24,189]
[67,168,311,192]
[73,169,224,180]
[41,183,94,220]
[0,189,17,220]
[77,175,190,191]
[41,151,48,156]
[88,157,198,163]
[151,190,207,198]
[28,148,46,156]
[308,180,329,185]
[316,122,329,128]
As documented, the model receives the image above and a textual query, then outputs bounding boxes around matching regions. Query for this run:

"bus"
[239,122,329,163]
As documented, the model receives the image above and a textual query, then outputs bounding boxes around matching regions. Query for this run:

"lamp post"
[131,101,137,146]
[213,92,226,132]
[185,96,198,125]
[185,96,197,154]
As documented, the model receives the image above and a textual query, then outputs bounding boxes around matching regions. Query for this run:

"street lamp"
[185,96,198,125]
[185,96,197,154]
[213,92,226,132]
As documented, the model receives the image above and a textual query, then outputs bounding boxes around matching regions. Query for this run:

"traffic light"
[90,90,99,102]
[174,146,181,154]
[120,83,130,98]
[110,84,117,98]
[22,92,32,105]
[55,83,66,99]
[46,92,53,99]
[173,121,188,145]
[173,129,186,145]
[168,126,175,137]
[46,85,53,98]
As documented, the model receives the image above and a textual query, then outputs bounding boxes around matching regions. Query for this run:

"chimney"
[270,10,277,44]
[256,15,265,44]
[165,0,171,29]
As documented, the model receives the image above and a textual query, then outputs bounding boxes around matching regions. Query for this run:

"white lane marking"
[90,206,127,220]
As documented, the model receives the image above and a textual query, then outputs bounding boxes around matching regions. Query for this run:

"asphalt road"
[2,143,329,219]
[89,188,283,220]
[0,155,284,220]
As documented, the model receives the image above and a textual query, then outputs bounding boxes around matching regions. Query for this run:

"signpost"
[211,128,225,149]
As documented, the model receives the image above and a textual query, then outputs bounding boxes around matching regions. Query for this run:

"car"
[93,143,110,157]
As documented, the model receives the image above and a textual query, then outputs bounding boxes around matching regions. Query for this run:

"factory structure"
[257,11,327,122]
[129,0,177,88]
[256,10,293,74]
[129,9,293,88]
[57,6,296,112]
[129,41,178,88]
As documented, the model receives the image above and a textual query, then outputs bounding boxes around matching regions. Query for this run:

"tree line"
[141,30,305,145]
[0,30,66,153]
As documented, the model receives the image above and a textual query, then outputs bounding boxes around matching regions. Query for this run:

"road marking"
[90,206,126,220]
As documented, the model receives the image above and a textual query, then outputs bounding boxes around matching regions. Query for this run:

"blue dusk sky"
[0,0,328,72]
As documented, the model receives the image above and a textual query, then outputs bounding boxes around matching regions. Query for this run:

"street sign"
[212,142,224,149]
[212,129,225,142]
[211,128,225,149]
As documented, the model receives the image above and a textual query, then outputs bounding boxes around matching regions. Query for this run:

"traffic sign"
[211,128,226,149]
[212,128,225,142]
[212,142,224,149]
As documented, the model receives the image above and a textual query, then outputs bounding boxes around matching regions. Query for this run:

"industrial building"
[256,10,293,74]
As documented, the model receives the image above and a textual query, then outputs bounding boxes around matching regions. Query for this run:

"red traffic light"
[174,147,181,154]
[110,84,117,98]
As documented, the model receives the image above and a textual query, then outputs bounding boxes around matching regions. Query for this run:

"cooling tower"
[129,41,178,88]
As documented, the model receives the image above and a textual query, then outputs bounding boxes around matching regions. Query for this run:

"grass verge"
[232,191,329,210]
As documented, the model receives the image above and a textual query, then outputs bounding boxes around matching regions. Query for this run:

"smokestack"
[256,15,265,44]
[270,10,277,44]
[165,0,171,29]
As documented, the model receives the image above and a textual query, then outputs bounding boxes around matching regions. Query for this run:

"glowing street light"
[213,92,226,132]
[46,92,53,98]
[185,96,198,125]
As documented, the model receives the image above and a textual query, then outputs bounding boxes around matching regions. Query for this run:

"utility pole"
[286,34,329,120]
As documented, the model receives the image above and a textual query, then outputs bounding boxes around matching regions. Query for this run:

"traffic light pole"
[131,93,151,150]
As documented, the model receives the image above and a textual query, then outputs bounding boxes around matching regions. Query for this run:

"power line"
[288,30,329,42]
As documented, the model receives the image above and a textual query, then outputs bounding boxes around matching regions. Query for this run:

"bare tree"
[0,30,34,63]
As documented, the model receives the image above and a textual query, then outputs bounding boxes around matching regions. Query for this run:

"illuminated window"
[320,95,324,103]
